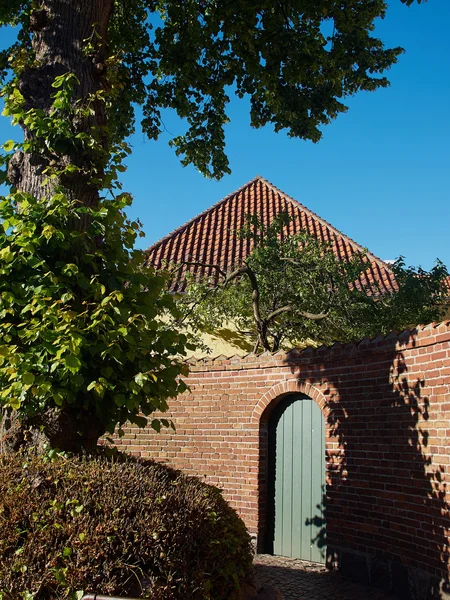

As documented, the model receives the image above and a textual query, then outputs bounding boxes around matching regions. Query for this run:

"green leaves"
[131,0,412,177]
[0,189,189,441]
[0,9,196,450]
[179,212,449,352]
[99,0,422,178]
[0,245,14,262]
[2,139,14,152]
[0,0,413,178]
[22,373,35,386]
[373,257,449,333]
[64,355,81,373]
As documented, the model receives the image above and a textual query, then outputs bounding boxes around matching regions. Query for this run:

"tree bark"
[1,407,106,455]
[8,0,114,216]
[3,0,114,454]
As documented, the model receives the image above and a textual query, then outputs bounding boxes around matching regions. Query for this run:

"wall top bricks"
[185,320,450,372]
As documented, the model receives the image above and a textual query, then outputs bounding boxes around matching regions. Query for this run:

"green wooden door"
[273,394,326,563]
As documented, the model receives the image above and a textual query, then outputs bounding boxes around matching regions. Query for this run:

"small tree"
[367,257,449,335]
[178,214,448,353]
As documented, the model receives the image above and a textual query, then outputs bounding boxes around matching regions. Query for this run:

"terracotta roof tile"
[145,176,397,294]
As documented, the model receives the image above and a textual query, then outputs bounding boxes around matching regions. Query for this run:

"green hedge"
[0,453,253,599]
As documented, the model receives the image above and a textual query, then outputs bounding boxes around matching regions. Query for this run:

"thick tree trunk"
[1,407,106,455]
[4,0,114,454]
[8,0,114,214]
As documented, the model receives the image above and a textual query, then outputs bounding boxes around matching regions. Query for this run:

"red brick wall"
[116,321,450,593]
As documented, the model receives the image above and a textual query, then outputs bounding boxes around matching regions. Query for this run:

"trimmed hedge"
[0,453,253,599]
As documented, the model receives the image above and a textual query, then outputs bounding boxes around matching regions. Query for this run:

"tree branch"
[298,310,329,321]
[223,264,250,285]
[182,261,227,279]
[266,303,329,322]
[243,263,262,322]
[177,261,246,326]
[230,262,274,351]
[266,304,292,322]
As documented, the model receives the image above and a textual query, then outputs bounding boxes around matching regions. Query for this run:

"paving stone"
[253,554,399,600]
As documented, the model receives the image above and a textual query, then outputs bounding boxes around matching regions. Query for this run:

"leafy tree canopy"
[178,213,448,353]
[1,0,424,179]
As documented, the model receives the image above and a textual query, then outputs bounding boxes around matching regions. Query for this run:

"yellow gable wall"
[184,309,450,358]
[186,325,254,358]
[179,302,450,359]
[184,321,315,358]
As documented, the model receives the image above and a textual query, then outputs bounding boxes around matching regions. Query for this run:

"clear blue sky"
[1,0,449,269]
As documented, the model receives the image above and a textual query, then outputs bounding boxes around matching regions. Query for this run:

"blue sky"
[1,0,449,269]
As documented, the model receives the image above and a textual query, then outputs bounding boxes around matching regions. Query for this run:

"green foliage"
[0,73,189,442]
[0,188,188,434]
[179,213,448,352]
[369,257,449,333]
[1,70,128,190]
[0,452,254,599]
[1,0,423,178]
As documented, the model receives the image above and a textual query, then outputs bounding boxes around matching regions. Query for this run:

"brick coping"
[185,320,450,371]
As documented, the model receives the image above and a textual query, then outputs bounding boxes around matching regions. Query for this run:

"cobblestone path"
[254,555,398,600]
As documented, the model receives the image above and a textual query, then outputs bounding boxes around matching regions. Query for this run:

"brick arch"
[254,377,329,552]
[251,379,328,425]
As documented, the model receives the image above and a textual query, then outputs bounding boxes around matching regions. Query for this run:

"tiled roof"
[145,176,397,294]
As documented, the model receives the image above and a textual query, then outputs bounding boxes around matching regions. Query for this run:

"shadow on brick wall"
[290,332,449,600]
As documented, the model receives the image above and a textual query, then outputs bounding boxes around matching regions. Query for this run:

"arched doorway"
[266,393,326,563]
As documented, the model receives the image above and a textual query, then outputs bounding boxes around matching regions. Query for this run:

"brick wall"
[116,321,450,598]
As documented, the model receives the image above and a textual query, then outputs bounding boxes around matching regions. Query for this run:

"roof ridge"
[257,176,392,271]
[144,175,264,256]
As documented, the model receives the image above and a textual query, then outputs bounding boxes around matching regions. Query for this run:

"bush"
[0,453,253,599]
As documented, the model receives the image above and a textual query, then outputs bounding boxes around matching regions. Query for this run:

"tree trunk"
[257,320,272,352]
[8,0,114,215]
[1,407,107,454]
[4,0,114,454]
